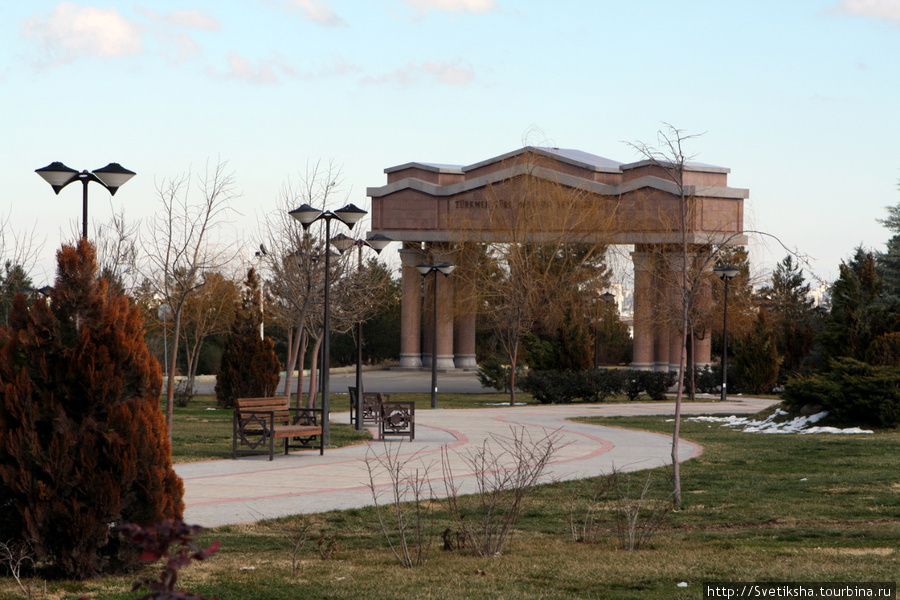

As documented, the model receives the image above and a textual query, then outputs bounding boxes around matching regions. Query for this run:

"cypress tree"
[0,239,183,579]
[215,268,281,408]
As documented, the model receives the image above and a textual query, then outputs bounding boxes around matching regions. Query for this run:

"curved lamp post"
[713,265,739,402]
[415,261,456,409]
[330,232,393,430]
[36,162,136,239]
[289,202,366,445]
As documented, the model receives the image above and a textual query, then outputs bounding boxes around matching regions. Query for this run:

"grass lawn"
[3,400,898,599]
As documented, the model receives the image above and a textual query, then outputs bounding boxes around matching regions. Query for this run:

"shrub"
[476,361,525,393]
[781,357,900,428]
[641,371,675,401]
[519,370,582,404]
[0,240,184,579]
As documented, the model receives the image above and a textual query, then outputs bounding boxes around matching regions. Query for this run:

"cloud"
[287,0,347,26]
[164,9,221,31]
[136,7,221,31]
[402,0,497,15]
[362,60,475,86]
[215,53,280,84]
[834,0,900,24]
[22,2,143,65]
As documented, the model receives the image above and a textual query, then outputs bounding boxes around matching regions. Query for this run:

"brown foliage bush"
[0,239,184,579]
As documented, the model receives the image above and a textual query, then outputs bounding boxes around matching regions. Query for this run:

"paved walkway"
[175,398,778,527]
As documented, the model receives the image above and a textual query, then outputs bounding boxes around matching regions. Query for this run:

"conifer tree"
[0,239,184,579]
[215,268,281,408]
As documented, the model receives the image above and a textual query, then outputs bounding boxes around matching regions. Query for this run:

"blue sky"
[2,0,899,287]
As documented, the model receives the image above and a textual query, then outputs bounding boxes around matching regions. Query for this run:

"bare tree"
[259,161,342,408]
[0,212,43,325]
[140,160,239,439]
[179,270,239,390]
[92,205,140,295]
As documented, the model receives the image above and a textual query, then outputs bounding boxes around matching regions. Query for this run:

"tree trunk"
[307,334,322,409]
[165,308,183,442]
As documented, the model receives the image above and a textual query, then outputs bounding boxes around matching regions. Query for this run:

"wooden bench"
[232,397,324,460]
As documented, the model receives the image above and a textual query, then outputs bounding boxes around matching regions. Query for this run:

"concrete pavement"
[175,397,778,528]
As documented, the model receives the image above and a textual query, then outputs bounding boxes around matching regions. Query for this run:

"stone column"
[631,248,654,370]
[653,267,670,372]
[398,245,423,368]
[668,253,685,373]
[454,262,477,369]
[693,259,713,367]
[433,246,456,370]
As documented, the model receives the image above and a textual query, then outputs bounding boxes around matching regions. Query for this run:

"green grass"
[4,404,899,599]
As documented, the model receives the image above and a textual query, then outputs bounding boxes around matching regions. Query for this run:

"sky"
[2,0,899,289]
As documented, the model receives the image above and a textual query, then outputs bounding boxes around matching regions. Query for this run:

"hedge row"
[518,369,677,404]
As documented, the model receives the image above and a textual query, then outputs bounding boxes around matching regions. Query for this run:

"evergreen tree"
[0,239,183,579]
[821,247,891,363]
[0,260,32,326]
[876,187,900,297]
[758,255,817,380]
[215,268,281,408]
[733,309,781,394]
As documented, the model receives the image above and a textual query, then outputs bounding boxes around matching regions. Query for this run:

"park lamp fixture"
[329,232,393,256]
[713,265,739,280]
[287,201,368,446]
[288,203,367,231]
[416,261,456,409]
[713,265,739,402]
[36,161,136,239]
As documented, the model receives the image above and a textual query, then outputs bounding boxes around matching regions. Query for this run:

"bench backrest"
[235,397,292,424]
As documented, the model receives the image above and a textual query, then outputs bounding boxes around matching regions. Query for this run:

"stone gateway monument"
[366,146,747,372]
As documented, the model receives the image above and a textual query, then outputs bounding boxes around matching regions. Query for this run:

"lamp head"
[334,203,367,229]
[35,162,79,194]
[365,233,393,254]
[714,265,740,279]
[289,204,323,230]
[92,163,135,195]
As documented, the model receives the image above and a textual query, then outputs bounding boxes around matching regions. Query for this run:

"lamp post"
[415,261,456,409]
[36,162,135,239]
[255,244,268,341]
[713,265,739,402]
[331,233,393,430]
[289,202,366,445]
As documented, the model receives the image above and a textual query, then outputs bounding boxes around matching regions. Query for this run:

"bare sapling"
[365,442,436,568]
[0,539,34,598]
[610,469,672,551]
[440,426,563,557]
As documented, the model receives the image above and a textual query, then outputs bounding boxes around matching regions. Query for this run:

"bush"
[519,368,674,403]
[477,361,525,393]
[781,357,900,428]
[0,240,184,579]
[519,370,582,404]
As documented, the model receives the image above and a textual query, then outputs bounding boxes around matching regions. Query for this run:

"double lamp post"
[35,162,136,239]
[288,203,395,442]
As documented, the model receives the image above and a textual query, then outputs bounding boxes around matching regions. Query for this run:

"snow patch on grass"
[688,410,873,434]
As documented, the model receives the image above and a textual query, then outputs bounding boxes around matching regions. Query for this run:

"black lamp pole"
[36,162,136,239]
[415,262,455,409]
[714,265,739,402]
[289,203,366,445]
[330,233,393,430]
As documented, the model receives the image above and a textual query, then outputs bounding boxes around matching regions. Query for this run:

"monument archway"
[366,146,748,371]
